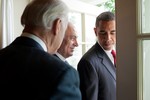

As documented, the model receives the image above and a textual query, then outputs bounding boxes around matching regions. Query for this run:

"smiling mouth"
[105,42,111,46]
[70,48,74,51]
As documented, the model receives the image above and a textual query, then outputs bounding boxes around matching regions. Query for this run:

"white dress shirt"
[21,32,47,52]
[55,52,66,62]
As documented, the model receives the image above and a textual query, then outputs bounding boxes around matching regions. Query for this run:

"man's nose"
[106,33,111,40]
[74,39,78,47]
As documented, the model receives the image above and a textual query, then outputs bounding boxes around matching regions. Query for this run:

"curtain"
[1,0,14,48]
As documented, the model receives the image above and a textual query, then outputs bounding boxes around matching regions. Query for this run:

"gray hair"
[95,11,115,27]
[21,0,69,31]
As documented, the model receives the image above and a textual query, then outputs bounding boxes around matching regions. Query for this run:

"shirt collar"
[21,32,47,52]
[55,52,66,62]
[97,41,115,52]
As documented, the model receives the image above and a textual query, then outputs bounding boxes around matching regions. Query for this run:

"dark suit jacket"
[53,54,69,65]
[0,36,81,100]
[77,42,116,100]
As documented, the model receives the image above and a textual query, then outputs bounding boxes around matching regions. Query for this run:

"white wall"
[0,0,2,47]
[0,0,29,48]
[13,0,30,38]
[62,0,101,16]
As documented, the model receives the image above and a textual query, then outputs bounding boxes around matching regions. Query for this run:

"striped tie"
[111,50,116,66]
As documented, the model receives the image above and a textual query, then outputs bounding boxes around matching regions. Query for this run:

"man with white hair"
[55,22,78,64]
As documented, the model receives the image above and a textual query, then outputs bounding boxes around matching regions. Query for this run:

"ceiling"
[77,0,107,5]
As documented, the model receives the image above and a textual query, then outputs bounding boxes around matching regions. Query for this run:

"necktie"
[111,50,116,66]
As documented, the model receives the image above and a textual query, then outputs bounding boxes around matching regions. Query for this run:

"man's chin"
[69,53,73,57]
[104,46,112,51]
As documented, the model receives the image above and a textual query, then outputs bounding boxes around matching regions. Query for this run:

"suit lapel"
[95,43,116,80]
[102,55,116,80]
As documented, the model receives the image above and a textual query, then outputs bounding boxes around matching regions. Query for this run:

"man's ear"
[94,27,97,36]
[52,18,61,35]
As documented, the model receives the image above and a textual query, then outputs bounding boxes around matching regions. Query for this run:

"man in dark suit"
[77,11,116,100]
[0,0,81,100]
[54,22,78,64]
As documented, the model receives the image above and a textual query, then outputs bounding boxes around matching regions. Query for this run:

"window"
[141,0,150,33]
[84,14,97,51]
[142,40,150,100]
[139,0,150,99]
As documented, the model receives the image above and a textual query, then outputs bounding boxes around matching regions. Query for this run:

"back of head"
[21,0,69,31]
[95,11,115,27]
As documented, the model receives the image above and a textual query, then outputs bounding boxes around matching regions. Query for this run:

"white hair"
[21,0,69,31]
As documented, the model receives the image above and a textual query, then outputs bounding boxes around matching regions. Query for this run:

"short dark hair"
[95,11,115,27]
